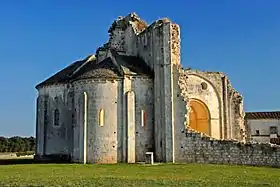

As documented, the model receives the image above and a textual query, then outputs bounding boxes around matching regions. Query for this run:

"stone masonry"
[176,67,280,167]
[35,12,280,167]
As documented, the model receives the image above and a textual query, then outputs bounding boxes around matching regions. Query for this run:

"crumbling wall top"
[184,69,226,77]
[108,12,148,34]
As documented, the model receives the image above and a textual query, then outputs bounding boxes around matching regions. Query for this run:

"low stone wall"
[177,130,280,167]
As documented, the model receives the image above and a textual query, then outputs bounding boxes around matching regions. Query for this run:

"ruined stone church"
[35,13,248,164]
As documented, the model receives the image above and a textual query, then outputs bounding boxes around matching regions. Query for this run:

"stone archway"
[189,99,210,136]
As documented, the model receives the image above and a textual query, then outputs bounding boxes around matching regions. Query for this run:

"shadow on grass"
[0,159,36,165]
[0,158,72,165]
[0,154,72,165]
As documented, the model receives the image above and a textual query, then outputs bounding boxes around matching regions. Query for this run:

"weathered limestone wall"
[227,83,246,141]
[126,90,136,163]
[37,84,73,156]
[106,13,147,56]
[123,25,137,56]
[73,79,120,163]
[35,13,251,165]
[70,76,154,163]
[176,131,280,167]
[132,77,154,162]
[137,24,164,161]
[170,24,183,162]
[91,14,179,162]
[173,66,188,161]
[179,69,245,141]
[176,68,280,167]
[35,95,43,156]
[184,73,221,139]
[121,76,131,163]
[94,14,180,162]
[36,75,154,164]
[136,20,179,162]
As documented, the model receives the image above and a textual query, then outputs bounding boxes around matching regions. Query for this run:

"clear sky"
[0,0,279,137]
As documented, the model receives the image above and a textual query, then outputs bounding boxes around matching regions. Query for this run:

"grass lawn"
[0,161,280,187]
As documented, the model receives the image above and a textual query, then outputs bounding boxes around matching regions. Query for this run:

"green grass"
[0,162,280,187]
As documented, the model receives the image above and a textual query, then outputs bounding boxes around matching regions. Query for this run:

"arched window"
[99,109,104,127]
[141,110,147,128]
[54,109,60,126]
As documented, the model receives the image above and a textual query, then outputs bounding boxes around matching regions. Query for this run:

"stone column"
[122,76,132,162]
[82,92,88,164]
[36,96,44,156]
[127,91,136,163]
[43,95,49,155]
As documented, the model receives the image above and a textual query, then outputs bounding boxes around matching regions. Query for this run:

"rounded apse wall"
[73,79,121,163]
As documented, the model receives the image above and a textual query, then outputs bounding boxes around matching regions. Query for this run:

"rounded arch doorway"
[189,99,210,136]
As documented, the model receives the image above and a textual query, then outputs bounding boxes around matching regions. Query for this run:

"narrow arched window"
[99,109,104,127]
[141,110,147,128]
[54,109,60,126]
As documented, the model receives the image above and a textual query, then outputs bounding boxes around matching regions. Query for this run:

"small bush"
[16,151,34,157]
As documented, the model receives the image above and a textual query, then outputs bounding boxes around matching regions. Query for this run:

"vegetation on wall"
[0,136,35,153]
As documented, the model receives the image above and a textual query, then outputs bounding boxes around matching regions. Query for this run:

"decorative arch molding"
[189,98,211,117]
[186,73,222,139]
[186,73,222,107]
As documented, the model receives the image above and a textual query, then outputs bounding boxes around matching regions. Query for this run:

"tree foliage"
[0,136,35,153]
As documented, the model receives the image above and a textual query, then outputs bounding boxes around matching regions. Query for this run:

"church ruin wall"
[177,68,280,167]
[183,72,221,139]
[71,76,154,163]
[36,84,73,156]
[177,130,280,167]
[136,19,177,162]
[132,77,154,162]
[72,79,120,163]
[181,69,246,141]
[35,13,277,166]
[227,81,246,141]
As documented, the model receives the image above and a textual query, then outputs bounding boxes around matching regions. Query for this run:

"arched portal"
[189,99,210,136]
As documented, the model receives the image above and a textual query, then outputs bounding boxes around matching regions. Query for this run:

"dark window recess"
[71,113,75,124]
[255,130,260,136]
[54,109,60,126]
[270,126,278,134]
[201,82,208,90]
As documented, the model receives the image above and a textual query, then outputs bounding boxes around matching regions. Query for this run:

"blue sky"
[0,0,279,137]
